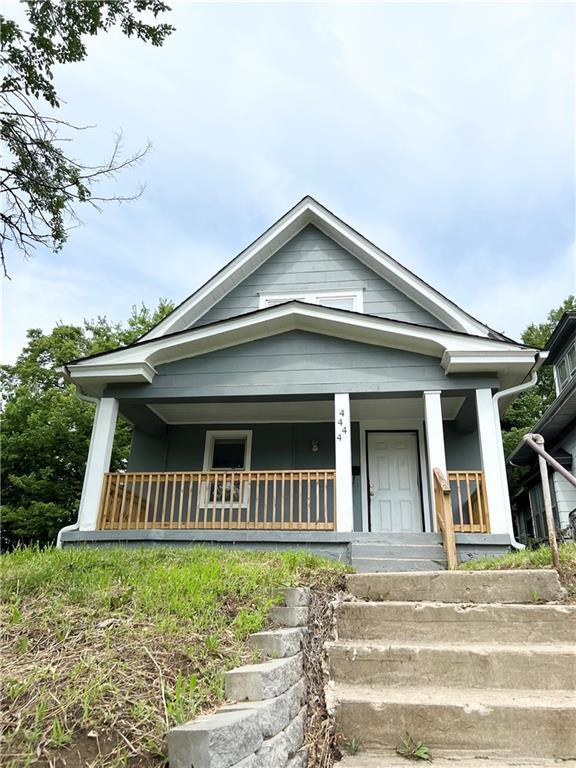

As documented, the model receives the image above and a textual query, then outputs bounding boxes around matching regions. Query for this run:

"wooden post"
[534,435,560,571]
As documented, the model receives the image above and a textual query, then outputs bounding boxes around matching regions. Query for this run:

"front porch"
[67,387,512,566]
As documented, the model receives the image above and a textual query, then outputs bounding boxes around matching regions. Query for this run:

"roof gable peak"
[139,196,511,342]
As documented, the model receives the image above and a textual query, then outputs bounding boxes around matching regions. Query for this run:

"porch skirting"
[59,529,512,565]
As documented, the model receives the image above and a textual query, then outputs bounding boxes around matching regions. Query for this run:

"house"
[508,311,576,544]
[60,197,544,567]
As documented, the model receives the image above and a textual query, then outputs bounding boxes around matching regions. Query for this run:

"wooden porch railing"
[433,468,457,570]
[447,471,490,533]
[96,470,336,531]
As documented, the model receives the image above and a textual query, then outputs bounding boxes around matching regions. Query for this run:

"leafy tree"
[503,295,576,498]
[1,1,174,275]
[1,298,174,548]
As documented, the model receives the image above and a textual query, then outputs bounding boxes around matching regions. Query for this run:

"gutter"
[56,391,99,548]
[491,352,545,549]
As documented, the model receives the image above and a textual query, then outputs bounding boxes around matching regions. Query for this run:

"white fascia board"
[139,197,500,341]
[68,305,531,382]
[67,361,156,384]
[441,349,538,374]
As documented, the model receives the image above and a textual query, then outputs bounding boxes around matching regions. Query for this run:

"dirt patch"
[302,572,347,768]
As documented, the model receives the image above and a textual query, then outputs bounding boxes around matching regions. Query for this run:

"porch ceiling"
[146,396,465,424]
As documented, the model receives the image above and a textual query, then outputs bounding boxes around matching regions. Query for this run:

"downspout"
[56,389,100,548]
[491,352,544,549]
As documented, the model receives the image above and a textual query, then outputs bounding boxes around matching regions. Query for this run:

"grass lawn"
[1,546,346,768]
[459,541,576,599]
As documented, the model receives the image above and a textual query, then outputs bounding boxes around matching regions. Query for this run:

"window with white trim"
[555,340,576,393]
[259,290,363,312]
[202,430,252,507]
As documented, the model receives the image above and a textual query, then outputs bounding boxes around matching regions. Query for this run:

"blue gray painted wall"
[193,225,448,330]
[444,422,482,470]
[106,331,498,401]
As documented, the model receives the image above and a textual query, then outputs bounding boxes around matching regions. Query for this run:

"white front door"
[367,431,422,532]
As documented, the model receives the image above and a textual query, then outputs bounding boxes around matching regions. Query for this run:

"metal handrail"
[521,433,576,570]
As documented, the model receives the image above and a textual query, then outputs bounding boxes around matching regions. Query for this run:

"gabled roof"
[64,301,540,398]
[543,311,576,365]
[139,196,514,342]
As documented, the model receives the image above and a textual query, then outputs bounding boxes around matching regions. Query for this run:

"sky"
[2,1,575,362]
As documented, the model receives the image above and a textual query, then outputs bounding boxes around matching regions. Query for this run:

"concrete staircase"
[326,570,576,766]
[350,533,446,572]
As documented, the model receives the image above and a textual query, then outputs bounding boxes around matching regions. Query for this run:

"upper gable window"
[259,290,363,313]
[555,340,576,393]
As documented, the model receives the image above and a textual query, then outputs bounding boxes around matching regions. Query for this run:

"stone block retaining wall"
[168,587,310,768]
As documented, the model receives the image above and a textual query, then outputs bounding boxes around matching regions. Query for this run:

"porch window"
[555,340,576,393]
[259,290,363,312]
[202,430,252,507]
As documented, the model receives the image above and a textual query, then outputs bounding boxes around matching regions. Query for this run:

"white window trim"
[258,289,364,313]
[555,340,576,394]
[201,430,253,509]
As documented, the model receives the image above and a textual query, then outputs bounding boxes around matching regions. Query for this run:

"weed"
[396,733,432,761]
[343,736,360,754]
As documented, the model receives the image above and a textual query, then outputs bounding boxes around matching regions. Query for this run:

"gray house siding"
[444,422,482,471]
[193,225,449,330]
[106,331,498,401]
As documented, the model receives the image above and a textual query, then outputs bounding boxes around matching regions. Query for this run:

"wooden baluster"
[289,472,294,530]
[254,472,260,528]
[142,474,151,530]
[272,472,277,529]
[263,472,269,528]
[160,474,168,528]
[455,473,464,530]
[193,473,202,528]
[465,472,474,530]
[110,474,121,529]
[184,473,192,527]
[315,471,320,529]
[299,471,303,528]
[125,475,135,529]
[280,471,285,530]
[323,471,328,530]
[306,473,311,528]
[238,472,242,528]
[117,475,128,529]
[168,473,177,529]
[96,474,111,530]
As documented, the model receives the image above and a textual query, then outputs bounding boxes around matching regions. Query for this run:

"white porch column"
[78,397,119,530]
[334,393,353,532]
[423,391,447,529]
[475,388,509,534]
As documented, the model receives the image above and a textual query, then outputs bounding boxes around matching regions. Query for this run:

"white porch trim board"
[423,391,447,530]
[334,394,354,532]
[78,397,119,530]
[476,388,509,535]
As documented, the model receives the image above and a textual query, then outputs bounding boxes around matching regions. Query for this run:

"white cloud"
[2,1,574,360]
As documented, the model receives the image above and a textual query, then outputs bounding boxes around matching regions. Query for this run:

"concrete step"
[346,569,566,604]
[352,558,446,573]
[350,544,446,559]
[330,684,576,759]
[338,751,576,767]
[351,533,443,545]
[326,641,576,690]
[335,601,576,644]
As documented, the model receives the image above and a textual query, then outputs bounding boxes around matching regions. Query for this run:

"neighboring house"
[508,312,576,544]
[60,197,544,563]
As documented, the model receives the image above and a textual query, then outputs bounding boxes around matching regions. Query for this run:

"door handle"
[369,481,375,497]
